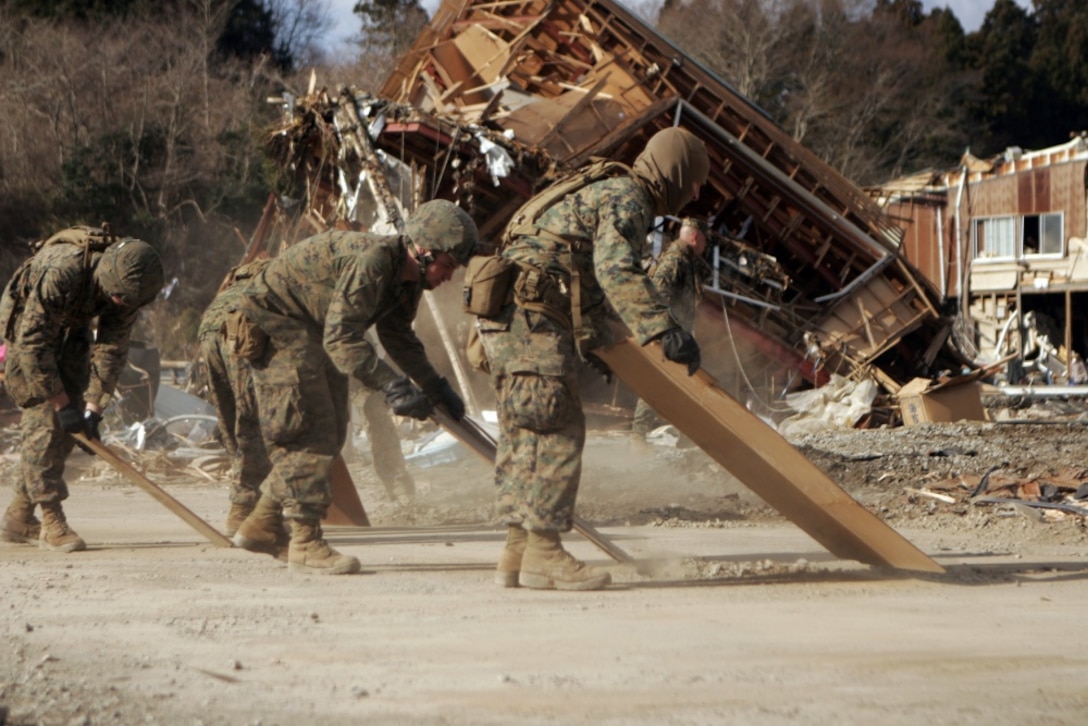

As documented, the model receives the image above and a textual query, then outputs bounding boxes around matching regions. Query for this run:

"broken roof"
[267,0,966,393]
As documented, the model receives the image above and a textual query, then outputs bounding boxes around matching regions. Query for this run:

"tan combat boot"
[495,525,527,588]
[1,493,41,544]
[232,495,288,559]
[38,502,86,553]
[519,530,611,591]
[287,519,360,575]
[224,501,255,538]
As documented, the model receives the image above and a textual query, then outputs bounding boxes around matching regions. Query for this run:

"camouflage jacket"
[502,175,676,347]
[239,230,440,391]
[3,243,139,409]
[198,259,271,340]
[197,282,242,341]
[650,242,703,333]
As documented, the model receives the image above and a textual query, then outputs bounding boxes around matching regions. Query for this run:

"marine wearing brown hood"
[631,127,710,217]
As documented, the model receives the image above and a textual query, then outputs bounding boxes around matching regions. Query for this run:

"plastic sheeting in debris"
[776,374,878,437]
[405,430,465,468]
[154,384,216,420]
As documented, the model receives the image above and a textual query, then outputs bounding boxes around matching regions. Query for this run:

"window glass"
[1022,213,1063,256]
[1039,213,1063,255]
[975,217,1016,258]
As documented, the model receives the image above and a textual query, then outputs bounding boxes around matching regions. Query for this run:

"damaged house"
[878,135,1088,388]
[264,0,971,418]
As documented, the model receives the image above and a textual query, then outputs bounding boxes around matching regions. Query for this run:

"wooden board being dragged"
[594,327,944,574]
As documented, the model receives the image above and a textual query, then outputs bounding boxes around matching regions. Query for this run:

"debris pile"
[261,0,972,419]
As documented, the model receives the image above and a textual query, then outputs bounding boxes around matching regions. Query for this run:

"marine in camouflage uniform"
[479,127,709,590]
[0,232,164,552]
[229,200,477,575]
[632,219,708,437]
[197,259,273,536]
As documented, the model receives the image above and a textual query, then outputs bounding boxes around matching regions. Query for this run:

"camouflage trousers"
[480,307,585,532]
[249,332,350,520]
[5,327,92,503]
[200,330,271,507]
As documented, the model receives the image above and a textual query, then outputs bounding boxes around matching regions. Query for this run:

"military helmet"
[404,200,479,265]
[96,238,165,308]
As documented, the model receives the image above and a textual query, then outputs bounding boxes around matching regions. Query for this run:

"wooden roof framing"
[272,0,965,391]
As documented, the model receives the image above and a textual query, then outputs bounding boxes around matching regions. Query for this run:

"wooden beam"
[593,324,945,574]
[75,434,231,547]
[325,456,371,527]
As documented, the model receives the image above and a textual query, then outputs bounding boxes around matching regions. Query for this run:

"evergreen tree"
[217,0,287,69]
[1029,0,1088,140]
[967,0,1038,154]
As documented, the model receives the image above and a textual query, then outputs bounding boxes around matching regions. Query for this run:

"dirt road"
[3,425,1088,725]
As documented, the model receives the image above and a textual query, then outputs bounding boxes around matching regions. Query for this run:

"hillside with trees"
[0,0,1084,358]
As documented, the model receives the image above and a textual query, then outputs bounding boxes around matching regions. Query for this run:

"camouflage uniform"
[632,241,704,435]
[198,270,271,510]
[480,127,708,540]
[479,175,678,531]
[238,230,443,520]
[3,244,146,504]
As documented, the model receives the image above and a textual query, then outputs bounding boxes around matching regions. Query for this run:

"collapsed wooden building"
[876,136,1088,388]
[263,0,968,414]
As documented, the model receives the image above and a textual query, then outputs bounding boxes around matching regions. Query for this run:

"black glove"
[585,353,612,384]
[659,329,701,376]
[83,410,103,441]
[382,376,434,420]
[422,377,465,422]
[56,405,84,434]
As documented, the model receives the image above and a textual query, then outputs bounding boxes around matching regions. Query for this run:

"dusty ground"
[3,409,1088,725]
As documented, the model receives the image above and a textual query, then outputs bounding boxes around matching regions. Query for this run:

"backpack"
[502,159,632,248]
[491,160,635,349]
[0,224,117,341]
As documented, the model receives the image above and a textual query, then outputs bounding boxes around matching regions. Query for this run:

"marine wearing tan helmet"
[96,238,165,308]
[404,199,479,265]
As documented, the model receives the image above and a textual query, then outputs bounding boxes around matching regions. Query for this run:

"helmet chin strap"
[412,243,436,290]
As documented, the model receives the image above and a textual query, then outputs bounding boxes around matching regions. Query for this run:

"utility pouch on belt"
[513,265,569,320]
[462,254,516,318]
[223,309,268,360]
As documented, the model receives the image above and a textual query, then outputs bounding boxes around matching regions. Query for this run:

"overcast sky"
[323,0,1032,61]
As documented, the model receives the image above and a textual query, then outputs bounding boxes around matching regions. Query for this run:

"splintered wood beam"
[535,74,611,151]
[565,94,678,167]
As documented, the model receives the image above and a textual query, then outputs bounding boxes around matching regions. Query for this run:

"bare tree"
[267,0,334,66]
[659,0,806,109]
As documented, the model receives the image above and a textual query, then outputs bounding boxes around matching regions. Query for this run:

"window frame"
[971,212,1065,263]
[1022,212,1064,258]
[972,215,1018,261]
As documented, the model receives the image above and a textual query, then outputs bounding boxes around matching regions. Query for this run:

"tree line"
[659,0,1088,185]
[0,0,1083,358]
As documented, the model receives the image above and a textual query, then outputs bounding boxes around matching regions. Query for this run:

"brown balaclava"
[631,127,710,216]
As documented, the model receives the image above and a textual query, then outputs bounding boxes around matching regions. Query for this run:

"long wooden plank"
[74,433,232,547]
[431,408,634,564]
[325,455,371,527]
[592,328,945,574]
